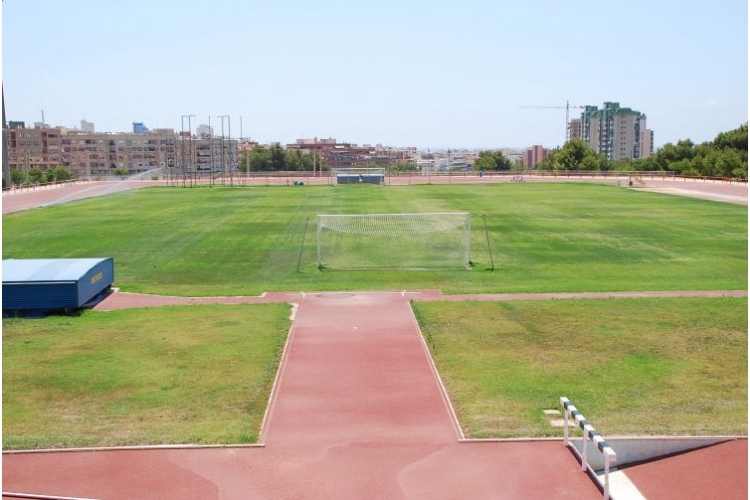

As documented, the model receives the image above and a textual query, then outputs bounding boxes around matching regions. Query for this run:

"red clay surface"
[3,180,747,499]
[623,439,748,500]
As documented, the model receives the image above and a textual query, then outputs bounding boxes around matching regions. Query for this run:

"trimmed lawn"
[414,297,748,438]
[2,304,291,449]
[2,183,746,295]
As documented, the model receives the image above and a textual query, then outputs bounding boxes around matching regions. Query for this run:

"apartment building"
[7,119,246,178]
[7,123,64,172]
[523,145,549,169]
[580,102,653,160]
[286,137,413,169]
[568,118,582,140]
[64,130,177,176]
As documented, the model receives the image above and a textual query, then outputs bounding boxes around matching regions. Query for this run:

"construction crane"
[520,101,586,143]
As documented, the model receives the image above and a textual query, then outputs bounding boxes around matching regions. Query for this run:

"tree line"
[10,166,74,187]
[534,123,747,178]
[239,143,330,172]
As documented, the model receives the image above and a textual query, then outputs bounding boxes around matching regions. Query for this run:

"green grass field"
[414,297,747,438]
[2,183,747,295]
[3,304,290,449]
[2,183,747,446]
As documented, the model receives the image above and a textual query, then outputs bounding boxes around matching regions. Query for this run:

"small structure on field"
[2,258,114,314]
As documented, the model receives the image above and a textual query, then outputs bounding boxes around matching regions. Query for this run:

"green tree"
[651,125,748,178]
[10,168,25,186]
[474,150,511,171]
[246,145,271,172]
[284,149,305,171]
[51,166,73,181]
[269,143,286,171]
[713,123,748,152]
[537,139,605,171]
[27,167,45,184]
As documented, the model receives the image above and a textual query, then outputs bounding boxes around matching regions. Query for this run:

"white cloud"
[701,98,719,108]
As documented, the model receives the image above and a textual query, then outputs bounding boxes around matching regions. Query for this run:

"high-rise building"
[639,128,654,159]
[580,102,653,160]
[132,122,149,133]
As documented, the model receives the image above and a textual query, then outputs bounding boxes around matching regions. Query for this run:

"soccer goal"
[316,213,471,270]
[334,167,386,185]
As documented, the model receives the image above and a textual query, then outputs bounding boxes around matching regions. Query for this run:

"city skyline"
[2,0,747,150]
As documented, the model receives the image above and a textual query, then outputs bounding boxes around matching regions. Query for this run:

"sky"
[2,0,748,150]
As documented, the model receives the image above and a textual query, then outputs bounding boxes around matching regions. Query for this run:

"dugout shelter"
[2,258,114,313]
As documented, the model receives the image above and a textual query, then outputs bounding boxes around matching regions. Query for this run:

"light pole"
[1,0,7,186]
[218,115,231,186]
[2,84,9,189]
[181,114,195,187]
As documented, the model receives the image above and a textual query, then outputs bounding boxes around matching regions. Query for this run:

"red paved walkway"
[3,292,602,499]
[624,439,748,500]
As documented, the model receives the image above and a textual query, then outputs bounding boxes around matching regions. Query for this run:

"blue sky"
[2,0,747,150]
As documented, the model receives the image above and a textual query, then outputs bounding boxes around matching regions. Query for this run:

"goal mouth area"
[316,212,472,271]
[333,168,386,185]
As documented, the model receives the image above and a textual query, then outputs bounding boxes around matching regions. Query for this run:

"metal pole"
[240,115,245,186]
[207,116,213,186]
[180,115,187,187]
[218,116,229,187]
[187,115,195,187]
[2,84,10,188]
[227,116,233,187]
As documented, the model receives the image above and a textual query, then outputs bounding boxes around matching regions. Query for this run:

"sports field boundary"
[92,288,748,311]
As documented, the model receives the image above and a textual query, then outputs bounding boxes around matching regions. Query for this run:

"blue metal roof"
[2,258,112,283]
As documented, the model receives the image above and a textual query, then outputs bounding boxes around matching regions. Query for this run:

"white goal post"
[334,167,386,185]
[316,212,472,270]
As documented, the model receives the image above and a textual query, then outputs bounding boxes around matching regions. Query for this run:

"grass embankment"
[414,297,748,438]
[2,304,291,449]
[2,183,746,295]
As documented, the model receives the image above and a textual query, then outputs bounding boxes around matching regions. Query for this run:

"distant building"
[6,124,178,177]
[568,118,582,140]
[196,124,213,137]
[132,122,149,133]
[639,128,654,159]
[580,102,652,160]
[286,137,411,169]
[523,145,549,169]
[80,120,95,133]
[7,124,65,172]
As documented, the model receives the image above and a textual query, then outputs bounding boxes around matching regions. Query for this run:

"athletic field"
[2,182,747,447]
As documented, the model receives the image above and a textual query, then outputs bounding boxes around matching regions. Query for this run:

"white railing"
[560,397,617,500]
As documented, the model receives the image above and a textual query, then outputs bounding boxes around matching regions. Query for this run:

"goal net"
[317,213,471,270]
[334,167,386,185]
